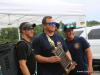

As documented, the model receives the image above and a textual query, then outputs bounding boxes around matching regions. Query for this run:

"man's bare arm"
[19,60,30,75]
[84,47,93,75]
[65,50,72,60]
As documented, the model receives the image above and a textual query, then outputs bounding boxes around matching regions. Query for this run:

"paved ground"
[92,65,100,75]
[92,72,100,75]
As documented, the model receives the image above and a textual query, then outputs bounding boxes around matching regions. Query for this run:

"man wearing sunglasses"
[32,16,75,75]
[16,22,36,75]
[64,24,93,75]
[42,23,60,33]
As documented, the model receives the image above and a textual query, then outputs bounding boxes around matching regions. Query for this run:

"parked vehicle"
[74,25,100,69]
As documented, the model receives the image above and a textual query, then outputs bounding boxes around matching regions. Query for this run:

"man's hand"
[63,63,77,75]
[48,56,60,63]
[71,63,77,70]
[87,66,93,75]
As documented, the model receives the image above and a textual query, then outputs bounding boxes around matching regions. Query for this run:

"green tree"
[0,27,18,44]
[72,22,76,28]
[0,20,100,44]
[30,24,43,42]
[86,20,99,26]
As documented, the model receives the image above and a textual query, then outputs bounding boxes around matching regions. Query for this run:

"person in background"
[32,16,75,75]
[16,22,36,75]
[64,24,93,75]
[55,23,60,33]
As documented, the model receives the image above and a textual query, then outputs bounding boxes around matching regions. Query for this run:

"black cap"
[19,22,36,33]
[56,23,60,28]
[64,24,74,31]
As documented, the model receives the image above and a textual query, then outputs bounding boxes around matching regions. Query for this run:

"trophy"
[46,35,76,74]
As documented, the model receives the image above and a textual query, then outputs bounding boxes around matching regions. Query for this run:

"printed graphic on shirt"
[74,43,80,49]
[57,41,62,47]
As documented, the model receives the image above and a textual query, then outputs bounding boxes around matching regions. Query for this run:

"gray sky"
[61,0,100,24]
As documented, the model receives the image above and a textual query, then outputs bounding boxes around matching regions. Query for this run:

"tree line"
[0,20,100,44]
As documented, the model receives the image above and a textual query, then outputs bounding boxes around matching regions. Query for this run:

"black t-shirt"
[32,32,68,75]
[16,38,36,75]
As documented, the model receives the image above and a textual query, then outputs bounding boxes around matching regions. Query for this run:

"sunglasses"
[66,24,74,28]
[25,28,34,31]
[46,22,56,26]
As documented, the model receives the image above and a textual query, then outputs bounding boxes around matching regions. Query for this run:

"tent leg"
[18,28,20,40]
[84,16,88,41]
[18,20,20,40]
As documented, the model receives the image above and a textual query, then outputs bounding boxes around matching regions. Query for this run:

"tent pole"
[84,14,88,41]
[18,20,20,40]
[85,25,88,41]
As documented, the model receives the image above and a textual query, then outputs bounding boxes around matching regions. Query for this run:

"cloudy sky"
[61,0,100,23]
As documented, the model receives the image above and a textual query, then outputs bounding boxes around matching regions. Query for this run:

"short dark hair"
[19,22,36,33]
[19,22,27,33]
[42,16,52,24]
[56,23,60,28]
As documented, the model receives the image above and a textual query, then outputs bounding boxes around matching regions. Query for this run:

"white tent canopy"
[0,0,85,28]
